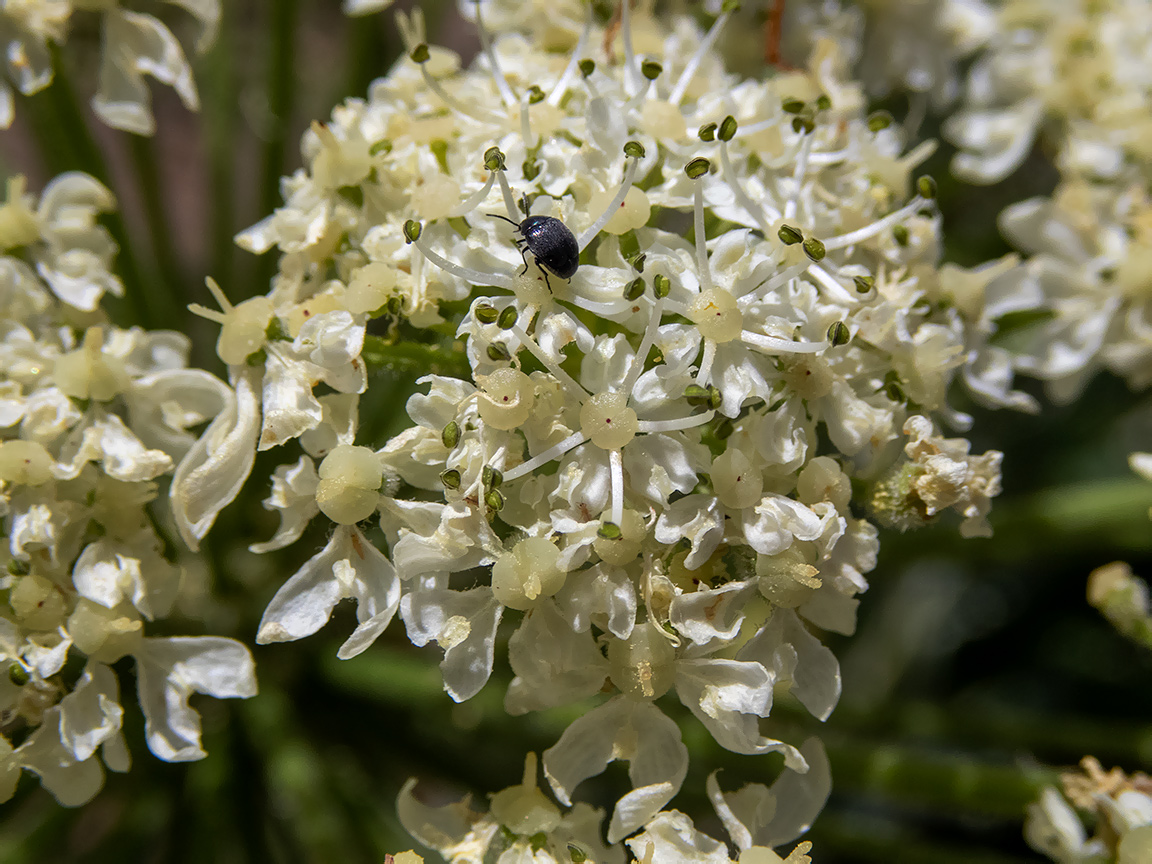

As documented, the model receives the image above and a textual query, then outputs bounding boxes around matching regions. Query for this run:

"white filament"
[577,156,639,251]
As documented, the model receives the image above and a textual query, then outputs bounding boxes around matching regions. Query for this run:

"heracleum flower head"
[0,173,256,807]
[194,1,1007,846]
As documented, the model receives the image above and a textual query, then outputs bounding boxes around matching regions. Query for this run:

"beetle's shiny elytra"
[490,212,579,291]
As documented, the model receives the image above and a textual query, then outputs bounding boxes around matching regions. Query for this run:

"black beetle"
[490,210,579,292]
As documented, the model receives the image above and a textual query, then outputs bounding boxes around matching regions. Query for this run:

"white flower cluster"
[1026,757,1152,864]
[397,750,823,864]
[188,1,1004,850]
[0,0,218,134]
[945,0,1152,185]
[0,173,256,806]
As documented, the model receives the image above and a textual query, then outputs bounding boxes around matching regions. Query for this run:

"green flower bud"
[440,469,461,489]
[641,60,662,80]
[827,321,850,346]
[867,111,893,132]
[803,237,826,261]
[653,274,670,298]
[853,275,875,293]
[625,277,646,301]
[578,59,595,78]
[624,140,646,159]
[403,220,422,243]
[475,304,499,324]
[409,43,430,64]
[698,122,717,142]
[442,421,460,449]
[487,342,511,361]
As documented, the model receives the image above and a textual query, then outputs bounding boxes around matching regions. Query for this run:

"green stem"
[200,0,238,296]
[128,134,186,326]
[253,0,299,297]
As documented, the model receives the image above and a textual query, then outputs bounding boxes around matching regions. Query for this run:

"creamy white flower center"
[689,288,743,343]
[490,536,565,610]
[477,367,535,430]
[579,391,639,450]
[711,448,764,510]
[608,622,676,701]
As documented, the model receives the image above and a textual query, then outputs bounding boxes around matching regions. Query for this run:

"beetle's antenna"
[487,212,521,228]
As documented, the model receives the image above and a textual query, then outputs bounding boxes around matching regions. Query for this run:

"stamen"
[577,154,639,251]
[495,170,521,222]
[502,430,587,482]
[669,6,733,106]
[472,0,517,108]
[738,261,809,303]
[510,323,589,398]
[450,171,497,217]
[620,0,638,94]
[420,65,503,124]
[637,411,715,433]
[547,9,593,106]
[693,178,714,293]
[609,448,624,527]
[783,135,813,221]
[740,331,830,354]
[623,296,664,397]
[412,229,514,289]
[805,261,859,304]
[520,97,534,151]
[696,339,716,384]
[566,296,634,315]
[821,197,925,251]
[719,138,776,232]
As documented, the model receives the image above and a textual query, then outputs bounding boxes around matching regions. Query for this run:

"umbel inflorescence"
[0,174,257,805]
[169,0,1008,858]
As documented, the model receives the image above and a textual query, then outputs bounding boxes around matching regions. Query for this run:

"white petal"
[625,810,730,864]
[256,530,345,644]
[249,457,320,553]
[259,350,325,450]
[135,636,257,761]
[739,608,841,722]
[543,696,687,808]
[171,368,259,551]
[670,581,755,646]
[400,585,503,701]
[607,782,680,844]
[505,601,608,714]
[58,662,123,762]
[18,708,106,806]
[92,10,198,135]
[675,659,805,770]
